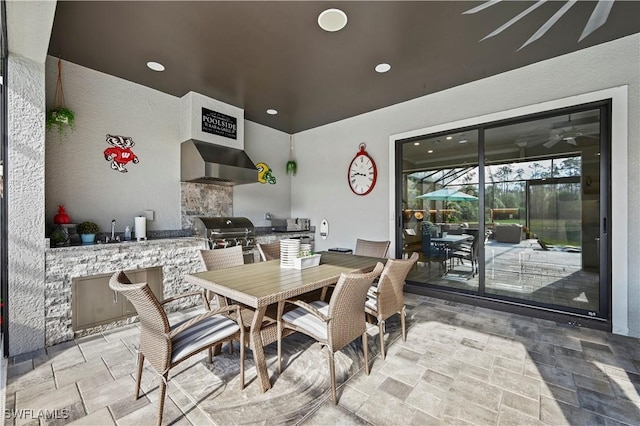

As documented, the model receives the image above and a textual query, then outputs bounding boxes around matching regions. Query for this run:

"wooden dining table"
[184,251,385,392]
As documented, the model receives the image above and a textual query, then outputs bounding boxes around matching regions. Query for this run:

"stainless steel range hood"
[181,140,258,186]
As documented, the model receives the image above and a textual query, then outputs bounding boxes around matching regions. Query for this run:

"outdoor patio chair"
[199,246,244,309]
[365,252,418,359]
[109,271,245,426]
[450,231,491,278]
[354,239,390,257]
[257,241,281,261]
[276,262,384,404]
[420,233,447,273]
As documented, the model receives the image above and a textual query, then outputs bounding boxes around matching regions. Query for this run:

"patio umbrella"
[416,188,478,201]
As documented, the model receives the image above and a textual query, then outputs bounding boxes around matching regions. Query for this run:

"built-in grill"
[192,217,256,262]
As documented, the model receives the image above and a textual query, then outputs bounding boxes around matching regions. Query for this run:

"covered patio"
[3,294,638,425]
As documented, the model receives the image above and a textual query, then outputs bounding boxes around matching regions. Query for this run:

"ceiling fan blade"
[543,138,560,149]
[565,137,577,146]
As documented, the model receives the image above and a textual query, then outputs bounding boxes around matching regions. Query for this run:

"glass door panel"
[400,130,480,292]
[483,110,602,314]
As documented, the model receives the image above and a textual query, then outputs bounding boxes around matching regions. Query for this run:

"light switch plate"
[145,210,154,221]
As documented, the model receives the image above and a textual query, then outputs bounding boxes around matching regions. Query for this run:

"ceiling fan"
[543,115,600,148]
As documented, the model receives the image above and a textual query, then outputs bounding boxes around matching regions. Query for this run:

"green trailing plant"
[77,221,100,235]
[46,57,75,136]
[46,106,75,134]
[285,134,297,176]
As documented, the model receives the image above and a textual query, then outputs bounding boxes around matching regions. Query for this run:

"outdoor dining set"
[108,238,416,425]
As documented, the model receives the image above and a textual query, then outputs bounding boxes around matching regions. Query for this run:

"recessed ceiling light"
[428,150,434,154]
[146,61,165,72]
[266,109,278,115]
[459,139,468,144]
[375,63,391,73]
[446,136,453,140]
[413,142,420,146]
[318,8,348,32]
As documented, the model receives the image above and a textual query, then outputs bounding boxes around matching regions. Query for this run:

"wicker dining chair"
[199,246,244,309]
[257,241,281,261]
[365,252,418,359]
[109,271,244,426]
[354,239,390,258]
[276,262,384,404]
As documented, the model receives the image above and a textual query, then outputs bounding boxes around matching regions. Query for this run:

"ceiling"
[48,1,640,134]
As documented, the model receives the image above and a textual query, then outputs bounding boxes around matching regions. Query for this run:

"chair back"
[327,262,384,350]
[200,246,244,271]
[354,239,390,257]
[376,253,418,315]
[109,271,171,372]
[421,233,444,256]
[257,241,281,261]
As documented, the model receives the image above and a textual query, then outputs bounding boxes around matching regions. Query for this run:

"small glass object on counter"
[50,224,70,247]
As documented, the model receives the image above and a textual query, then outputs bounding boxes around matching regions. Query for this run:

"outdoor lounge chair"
[109,271,245,426]
[365,253,418,359]
[276,262,384,404]
[494,224,524,243]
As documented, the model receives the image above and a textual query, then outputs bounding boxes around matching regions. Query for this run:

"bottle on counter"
[124,226,132,241]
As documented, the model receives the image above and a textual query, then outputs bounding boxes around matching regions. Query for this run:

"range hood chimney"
[179,92,257,186]
[181,140,257,186]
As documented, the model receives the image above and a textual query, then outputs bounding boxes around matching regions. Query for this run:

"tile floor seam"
[168,374,216,425]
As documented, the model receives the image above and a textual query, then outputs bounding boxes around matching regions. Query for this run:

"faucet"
[111,219,116,240]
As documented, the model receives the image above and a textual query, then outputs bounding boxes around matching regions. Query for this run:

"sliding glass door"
[397,101,609,321]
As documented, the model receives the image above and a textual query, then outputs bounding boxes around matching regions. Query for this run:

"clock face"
[348,152,377,195]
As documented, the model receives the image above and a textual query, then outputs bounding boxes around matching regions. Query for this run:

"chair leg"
[239,336,245,389]
[378,319,386,360]
[208,347,213,364]
[401,306,407,342]
[156,373,168,426]
[363,331,370,375]
[277,322,283,374]
[328,350,337,404]
[135,352,144,399]
[277,301,284,373]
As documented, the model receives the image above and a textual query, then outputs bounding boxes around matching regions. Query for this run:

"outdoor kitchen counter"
[44,237,208,345]
[45,236,207,251]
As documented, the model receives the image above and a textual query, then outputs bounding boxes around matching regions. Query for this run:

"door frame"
[389,88,626,332]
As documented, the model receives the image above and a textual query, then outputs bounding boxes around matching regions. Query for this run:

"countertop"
[46,236,206,252]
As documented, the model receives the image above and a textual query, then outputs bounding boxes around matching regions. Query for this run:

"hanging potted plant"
[285,134,297,176]
[46,57,75,136]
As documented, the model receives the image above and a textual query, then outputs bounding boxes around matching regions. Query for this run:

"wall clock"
[348,143,377,196]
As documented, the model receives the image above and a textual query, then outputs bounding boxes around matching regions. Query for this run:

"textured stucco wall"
[8,54,47,356]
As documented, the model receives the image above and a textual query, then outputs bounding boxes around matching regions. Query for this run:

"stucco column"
[7,54,46,356]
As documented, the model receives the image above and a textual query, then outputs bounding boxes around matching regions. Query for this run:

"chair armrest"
[282,299,329,322]
[168,304,242,338]
[159,290,206,306]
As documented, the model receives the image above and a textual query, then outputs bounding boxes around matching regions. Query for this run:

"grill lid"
[193,217,255,238]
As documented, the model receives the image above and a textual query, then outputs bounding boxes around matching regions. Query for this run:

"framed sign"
[201,107,237,140]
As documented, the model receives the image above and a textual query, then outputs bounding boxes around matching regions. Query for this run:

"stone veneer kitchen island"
[44,237,208,346]
[44,231,316,346]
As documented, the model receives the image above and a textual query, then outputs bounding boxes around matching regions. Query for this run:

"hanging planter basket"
[285,134,297,176]
[46,58,75,136]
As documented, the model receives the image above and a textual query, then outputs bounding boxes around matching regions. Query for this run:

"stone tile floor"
[3,293,639,425]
